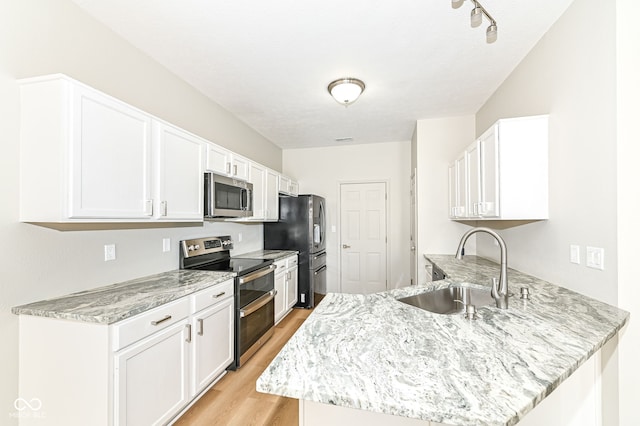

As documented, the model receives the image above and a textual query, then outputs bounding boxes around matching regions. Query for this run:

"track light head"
[451,0,465,9]
[470,6,483,28]
[486,23,498,43]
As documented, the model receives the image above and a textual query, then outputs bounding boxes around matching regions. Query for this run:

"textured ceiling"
[72,0,574,149]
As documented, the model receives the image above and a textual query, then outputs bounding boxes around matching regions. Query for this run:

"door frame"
[337,179,390,293]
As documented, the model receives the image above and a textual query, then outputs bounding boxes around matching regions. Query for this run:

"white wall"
[616,0,640,424]
[476,0,617,305]
[413,116,476,285]
[475,0,620,423]
[0,1,279,423]
[283,141,411,293]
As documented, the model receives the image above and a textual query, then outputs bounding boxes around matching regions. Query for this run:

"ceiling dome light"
[486,23,498,43]
[328,78,365,106]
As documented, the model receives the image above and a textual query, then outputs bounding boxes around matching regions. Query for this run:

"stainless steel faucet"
[455,227,509,309]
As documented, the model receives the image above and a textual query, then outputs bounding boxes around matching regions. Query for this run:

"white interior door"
[340,182,388,294]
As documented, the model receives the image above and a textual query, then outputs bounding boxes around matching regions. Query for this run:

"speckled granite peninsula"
[256,255,629,426]
[12,269,235,324]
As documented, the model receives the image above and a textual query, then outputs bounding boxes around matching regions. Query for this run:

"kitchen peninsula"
[256,255,629,426]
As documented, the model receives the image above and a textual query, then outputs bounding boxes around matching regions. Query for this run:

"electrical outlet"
[586,246,604,270]
[570,245,580,264]
[238,233,243,242]
[104,244,116,261]
[162,238,171,252]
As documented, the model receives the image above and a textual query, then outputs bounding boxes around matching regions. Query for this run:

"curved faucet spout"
[455,227,508,309]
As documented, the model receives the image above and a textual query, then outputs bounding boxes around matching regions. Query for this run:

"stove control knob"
[194,244,200,250]
[187,245,195,251]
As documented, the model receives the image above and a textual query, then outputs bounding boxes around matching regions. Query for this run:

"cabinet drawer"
[192,279,235,313]
[112,297,190,351]
[274,259,287,273]
[286,256,298,268]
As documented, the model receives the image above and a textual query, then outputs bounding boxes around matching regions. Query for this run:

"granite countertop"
[256,255,629,426]
[236,249,299,261]
[12,270,235,324]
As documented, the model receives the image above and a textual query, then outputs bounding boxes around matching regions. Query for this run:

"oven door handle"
[238,264,276,284]
[240,290,276,318]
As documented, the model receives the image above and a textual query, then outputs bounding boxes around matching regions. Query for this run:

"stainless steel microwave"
[204,173,253,219]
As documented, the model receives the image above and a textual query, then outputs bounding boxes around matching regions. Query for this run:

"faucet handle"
[490,277,499,299]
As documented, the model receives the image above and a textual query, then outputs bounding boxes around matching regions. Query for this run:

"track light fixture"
[451,0,498,44]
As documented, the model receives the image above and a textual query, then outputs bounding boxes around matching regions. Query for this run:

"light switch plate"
[570,245,580,264]
[586,246,604,270]
[104,244,116,261]
[162,238,171,252]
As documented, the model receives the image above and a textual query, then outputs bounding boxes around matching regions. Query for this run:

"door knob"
[342,244,351,249]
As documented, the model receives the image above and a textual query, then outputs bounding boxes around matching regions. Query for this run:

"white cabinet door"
[265,169,280,221]
[154,122,204,220]
[478,127,499,217]
[286,265,299,310]
[206,144,231,175]
[248,162,266,220]
[205,144,249,181]
[114,320,190,426]
[191,297,234,396]
[231,156,249,181]
[448,154,467,219]
[467,141,482,218]
[274,270,287,324]
[70,85,154,219]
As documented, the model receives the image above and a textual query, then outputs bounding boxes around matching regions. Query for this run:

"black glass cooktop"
[190,258,272,276]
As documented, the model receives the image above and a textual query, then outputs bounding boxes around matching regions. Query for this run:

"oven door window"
[239,272,274,306]
[240,299,274,354]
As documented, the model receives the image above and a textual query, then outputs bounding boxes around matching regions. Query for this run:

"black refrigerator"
[264,194,326,308]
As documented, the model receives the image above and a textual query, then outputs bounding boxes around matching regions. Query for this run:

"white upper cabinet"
[265,169,279,221]
[18,75,205,223]
[244,163,280,222]
[449,115,549,221]
[18,74,298,226]
[448,153,468,219]
[206,144,249,181]
[153,122,205,220]
[279,175,299,196]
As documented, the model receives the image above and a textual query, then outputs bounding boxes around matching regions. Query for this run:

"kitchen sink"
[397,285,495,314]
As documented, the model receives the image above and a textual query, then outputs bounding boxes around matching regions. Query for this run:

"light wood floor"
[173,307,313,426]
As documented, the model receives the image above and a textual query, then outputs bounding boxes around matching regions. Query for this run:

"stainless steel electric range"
[179,236,276,369]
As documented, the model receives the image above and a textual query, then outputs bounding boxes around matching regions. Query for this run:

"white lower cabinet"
[274,255,299,324]
[191,297,234,396]
[114,320,191,425]
[16,278,234,426]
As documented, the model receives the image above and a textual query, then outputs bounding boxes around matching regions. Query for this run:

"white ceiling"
[72,0,574,149]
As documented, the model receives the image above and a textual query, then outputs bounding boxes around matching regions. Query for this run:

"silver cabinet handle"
[197,318,204,336]
[160,200,168,216]
[226,162,231,174]
[233,164,238,176]
[186,324,192,343]
[150,315,172,326]
[212,291,226,299]
[342,244,351,249]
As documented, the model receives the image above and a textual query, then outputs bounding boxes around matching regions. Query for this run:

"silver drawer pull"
[197,318,204,336]
[212,291,226,298]
[150,315,172,326]
[186,324,192,343]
